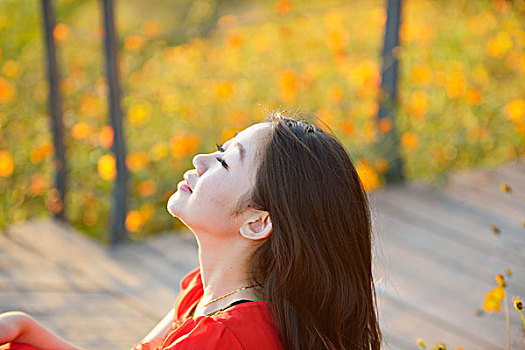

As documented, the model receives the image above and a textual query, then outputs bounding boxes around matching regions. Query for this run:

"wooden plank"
[375,214,524,348]
[0,291,152,350]
[4,219,175,320]
[374,184,525,257]
[376,292,491,350]
[443,169,525,226]
[0,233,100,292]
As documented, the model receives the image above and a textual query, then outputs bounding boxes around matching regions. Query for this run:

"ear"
[239,211,272,241]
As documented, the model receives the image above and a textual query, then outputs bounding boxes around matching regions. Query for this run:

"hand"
[0,311,30,345]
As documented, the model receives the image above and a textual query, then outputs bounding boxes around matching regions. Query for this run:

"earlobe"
[240,213,272,240]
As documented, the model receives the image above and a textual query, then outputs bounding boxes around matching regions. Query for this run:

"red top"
[134,267,284,350]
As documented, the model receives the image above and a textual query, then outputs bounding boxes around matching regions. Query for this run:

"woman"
[0,112,382,349]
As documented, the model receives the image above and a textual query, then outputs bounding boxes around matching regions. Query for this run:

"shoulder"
[163,302,283,350]
[210,302,283,349]
[173,267,202,320]
[161,317,243,350]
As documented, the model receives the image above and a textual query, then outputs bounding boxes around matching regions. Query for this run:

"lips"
[183,175,193,193]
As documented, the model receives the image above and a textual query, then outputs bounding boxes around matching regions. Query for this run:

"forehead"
[226,122,271,164]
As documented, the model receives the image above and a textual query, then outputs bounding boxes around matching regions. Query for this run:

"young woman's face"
[167,122,272,238]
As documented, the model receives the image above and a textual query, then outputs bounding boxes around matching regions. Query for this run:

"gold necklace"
[202,285,256,308]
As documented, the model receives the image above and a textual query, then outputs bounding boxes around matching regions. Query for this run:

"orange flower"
[341,120,354,135]
[378,118,393,134]
[99,125,114,149]
[30,173,47,195]
[356,160,379,192]
[124,35,144,51]
[375,158,388,173]
[225,34,243,48]
[125,210,142,232]
[98,154,116,181]
[126,151,149,173]
[279,69,298,102]
[0,77,16,103]
[140,20,162,38]
[71,122,93,140]
[137,180,157,197]
[29,143,54,164]
[275,0,292,14]
[53,23,70,42]
[170,132,201,159]
[0,150,15,177]
[465,88,482,105]
[401,131,419,151]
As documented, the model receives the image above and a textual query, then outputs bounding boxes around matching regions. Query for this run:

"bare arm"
[0,311,81,350]
[131,308,174,350]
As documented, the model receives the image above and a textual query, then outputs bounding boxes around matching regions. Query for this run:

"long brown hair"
[236,111,382,349]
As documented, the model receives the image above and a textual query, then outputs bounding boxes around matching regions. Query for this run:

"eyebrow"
[232,140,245,163]
[227,132,245,163]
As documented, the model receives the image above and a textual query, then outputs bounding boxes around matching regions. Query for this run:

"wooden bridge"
[1,159,524,349]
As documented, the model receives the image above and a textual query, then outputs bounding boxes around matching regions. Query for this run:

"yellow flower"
[1,60,21,78]
[127,102,152,125]
[0,150,15,177]
[505,98,525,124]
[408,91,429,119]
[214,81,233,100]
[445,71,466,98]
[98,154,116,181]
[416,338,426,348]
[486,31,512,58]
[483,285,505,314]
[411,65,432,86]
[139,203,155,224]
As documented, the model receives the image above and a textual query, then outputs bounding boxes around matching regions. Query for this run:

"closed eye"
[215,156,229,170]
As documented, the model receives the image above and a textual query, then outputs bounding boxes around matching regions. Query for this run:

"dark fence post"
[41,0,67,220]
[101,0,128,246]
[377,0,404,184]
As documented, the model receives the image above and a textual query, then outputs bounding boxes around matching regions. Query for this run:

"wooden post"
[101,0,128,246]
[41,0,67,220]
[377,0,404,184]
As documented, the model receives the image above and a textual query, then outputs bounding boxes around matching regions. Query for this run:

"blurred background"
[0,0,524,242]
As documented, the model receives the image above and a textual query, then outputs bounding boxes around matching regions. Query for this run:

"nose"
[192,153,213,176]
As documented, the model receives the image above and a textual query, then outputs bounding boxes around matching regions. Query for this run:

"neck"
[194,233,257,315]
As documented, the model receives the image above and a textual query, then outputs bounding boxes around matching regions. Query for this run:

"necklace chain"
[202,285,256,308]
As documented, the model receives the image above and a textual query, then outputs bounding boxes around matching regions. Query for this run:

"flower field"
[0,0,524,242]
